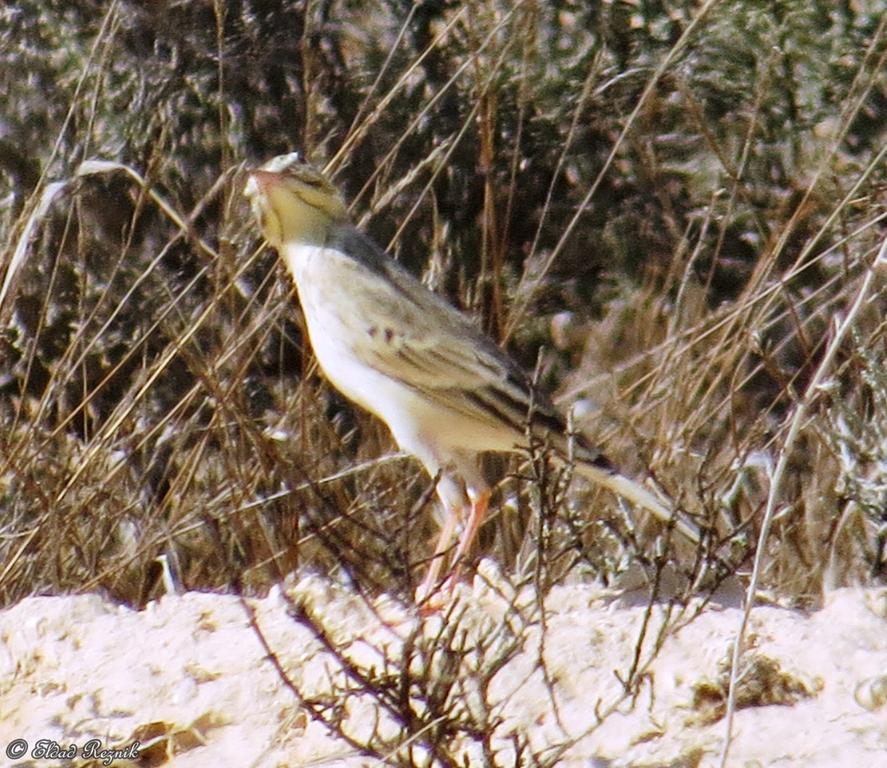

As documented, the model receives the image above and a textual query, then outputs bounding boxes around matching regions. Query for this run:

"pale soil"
[1,563,885,767]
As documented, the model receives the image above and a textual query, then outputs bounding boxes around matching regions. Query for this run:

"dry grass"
[0,0,887,765]
[1,0,885,605]
[1,2,886,760]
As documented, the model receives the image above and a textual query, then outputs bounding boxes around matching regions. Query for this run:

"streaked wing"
[328,226,572,442]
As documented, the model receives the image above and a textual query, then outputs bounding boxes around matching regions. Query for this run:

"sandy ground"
[1,563,885,767]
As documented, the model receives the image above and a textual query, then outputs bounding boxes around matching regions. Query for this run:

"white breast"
[279,242,516,471]
[280,244,431,447]
[281,244,390,408]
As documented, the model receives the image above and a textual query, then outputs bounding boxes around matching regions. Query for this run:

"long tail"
[575,456,701,545]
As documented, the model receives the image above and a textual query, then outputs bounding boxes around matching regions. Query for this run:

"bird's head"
[245,153,348,248]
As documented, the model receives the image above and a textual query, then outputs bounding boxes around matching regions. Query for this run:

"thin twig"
[718,235,887,767]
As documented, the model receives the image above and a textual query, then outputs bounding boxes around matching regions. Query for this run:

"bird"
[244,152,701,605]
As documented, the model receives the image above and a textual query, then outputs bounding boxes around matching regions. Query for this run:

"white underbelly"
[309,325,515,455]
[282,242,518,461]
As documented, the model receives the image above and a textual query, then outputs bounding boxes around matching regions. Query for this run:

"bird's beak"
[244,169,281,199]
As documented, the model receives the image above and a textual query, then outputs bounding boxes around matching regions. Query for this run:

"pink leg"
[417,489,491,610]
[415,511,458,605]
[440,489,490,595]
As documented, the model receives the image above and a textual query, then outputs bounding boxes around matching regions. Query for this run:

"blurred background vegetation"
[1,0,885,608]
